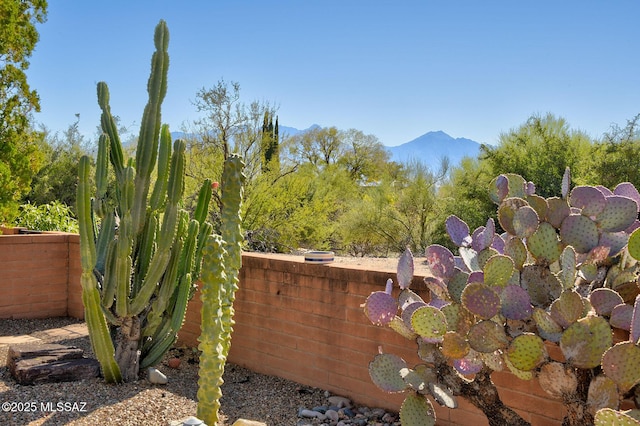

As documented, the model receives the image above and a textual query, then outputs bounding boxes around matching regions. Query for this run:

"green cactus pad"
[628,228,640,261]
[417,340,440,364]
[441,303,462,332]
[590,288,625,316]
[578,262,599,283]
[477,248,499,269]
[400,367,427,393]
[594,408,640,426]
[446,214,472,247]
[364,291,398,326]
[501,285,533,320]
[569,185,607,216]
[602,342,640,394]
[506,333,546,371]
[559,245,577,289]
[549,290,585,329]
[368,353,409,393]
[483,255,515,288]
[397,248,414,290]
[447,269,469,304]
[402,301,427,331]
[399,393,435,426]
[461,282,501,320]
[467,320,509,353]
[588,375,619,414]
[526,194,549,220]
[560,214,599,254]
[597,195,639,233]
[504,351,534,380]
[513,205,540,238]
[411,306,448,342]
[480,350,505,372]
[504,237,527,270]
[521,265,563,308]
[389,316,419,340]
[425,244,456,279]
[537,362,578,399]
[560,316,612,368]
[546,197,571,229]
[610,303,634,331]
[441,331,470,359]
[498,197,529,235]
[533,307,563,342]
[527,221,562,263]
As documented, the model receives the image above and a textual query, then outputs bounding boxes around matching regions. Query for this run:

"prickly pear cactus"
[364,172,640,426]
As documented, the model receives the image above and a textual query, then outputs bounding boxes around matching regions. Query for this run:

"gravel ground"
[0,317,329,426]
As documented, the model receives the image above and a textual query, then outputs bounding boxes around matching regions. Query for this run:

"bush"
[14,201,79,233]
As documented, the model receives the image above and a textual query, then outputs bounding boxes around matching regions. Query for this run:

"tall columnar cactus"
[77,20,215,382]
[365,170,640,426]
[197,154,245,426]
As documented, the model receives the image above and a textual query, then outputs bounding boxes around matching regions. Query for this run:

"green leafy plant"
[14,201,78,232]
[364,169,640,425]
[77,20,216,382]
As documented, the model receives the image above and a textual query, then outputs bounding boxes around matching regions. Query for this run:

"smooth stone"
[325,409,340,422]
[299,409,326,420]
[231,420,267,426]
[147,367,168,384]
[328,396,352,408]
[168,416,206,426]
[343,408,355,417]
[371,408,386,418]
[312,406,328,413]
[337,422,348,426]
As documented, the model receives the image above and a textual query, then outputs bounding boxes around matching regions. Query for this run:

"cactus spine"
[197,154,246,426]
[77,20,214,382]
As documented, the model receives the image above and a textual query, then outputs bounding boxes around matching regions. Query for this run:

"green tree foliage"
[13,200,78,232]
[584,113,640,188]
[26,119,89,211]
[480,113,591,197]
[0,0,47,223]
[261,111,279,173]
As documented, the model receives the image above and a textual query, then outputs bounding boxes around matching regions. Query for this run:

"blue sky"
[26,1,640,147]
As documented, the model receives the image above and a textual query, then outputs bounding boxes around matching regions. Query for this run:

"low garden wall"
[0,230,566,425]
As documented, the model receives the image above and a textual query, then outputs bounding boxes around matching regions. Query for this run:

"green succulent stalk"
[77,20,214,382]
[197,154,246,426]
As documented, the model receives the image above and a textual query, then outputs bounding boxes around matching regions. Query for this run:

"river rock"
[147,367,168,384]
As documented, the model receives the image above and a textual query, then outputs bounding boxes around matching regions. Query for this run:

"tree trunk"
[437,362,531,426]
[115,316,141,382]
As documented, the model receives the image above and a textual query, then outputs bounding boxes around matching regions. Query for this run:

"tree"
[0,0,47,223]
[288,126,343,166]
[261,111,279,173]
[26,118,89,211]
[585,113,640,189]
[338,128,390,182]
[481,113,592,198]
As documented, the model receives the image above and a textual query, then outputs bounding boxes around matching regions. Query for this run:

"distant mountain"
[386,131,481,172]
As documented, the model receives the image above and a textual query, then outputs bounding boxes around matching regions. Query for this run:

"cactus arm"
[77,156,122,383]
[149,124,172,211]
[194,178,213,225]
[101,239,118,307]
[95,210,115,275]
[131,20,170,235]
[97,83,125,181]
[133,211,158,295]
[197,154,246,425]
[197,234,228,425]
[94,134,110,219]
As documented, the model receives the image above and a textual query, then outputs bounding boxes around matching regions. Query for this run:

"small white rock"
[231,420,266,426]
[147,367,168,384]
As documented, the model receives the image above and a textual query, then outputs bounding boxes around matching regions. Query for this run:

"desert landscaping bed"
[0,317,332,425]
